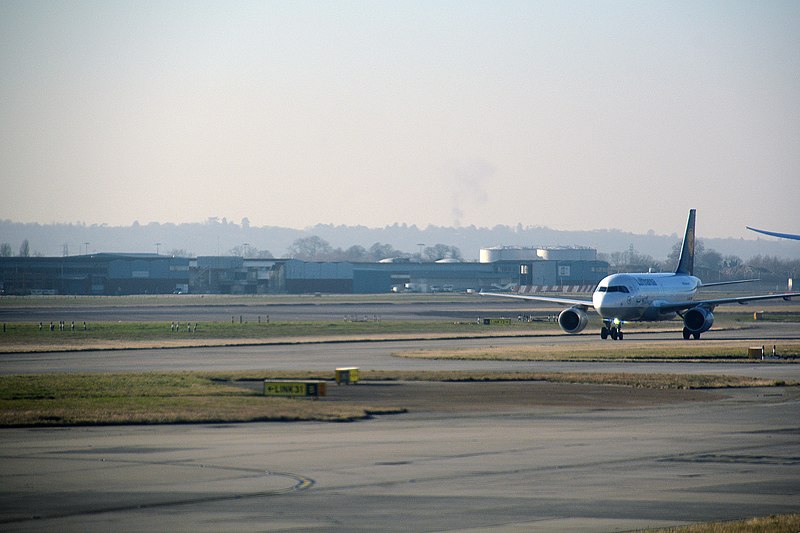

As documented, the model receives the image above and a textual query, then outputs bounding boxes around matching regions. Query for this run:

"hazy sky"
[2,1,798,239]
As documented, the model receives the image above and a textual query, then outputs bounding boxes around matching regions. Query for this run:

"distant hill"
[2,219,799,261]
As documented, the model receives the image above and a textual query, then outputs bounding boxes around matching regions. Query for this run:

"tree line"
[283,237,462,262]
[0,236,463,263]
[0,240,30,257]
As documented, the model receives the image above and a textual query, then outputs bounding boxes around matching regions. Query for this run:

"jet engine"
[683,307,714,335]
[558,307,589,334]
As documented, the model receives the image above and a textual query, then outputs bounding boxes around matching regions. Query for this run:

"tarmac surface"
[1,301,799,531]
[2,323,799,382]
[1,381,798,532]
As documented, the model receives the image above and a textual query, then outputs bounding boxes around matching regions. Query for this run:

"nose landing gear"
[600,321,623,340]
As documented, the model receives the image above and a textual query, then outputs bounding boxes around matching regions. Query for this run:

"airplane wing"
[655,292,800,314]
[479,291,595,309]
[746,226,800,240]
[700,278,759,288]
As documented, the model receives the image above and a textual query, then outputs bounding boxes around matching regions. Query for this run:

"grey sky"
[2,1,798,239]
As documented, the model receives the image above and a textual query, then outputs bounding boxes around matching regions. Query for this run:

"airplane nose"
[593,293,607,315]
[593,293,619,318]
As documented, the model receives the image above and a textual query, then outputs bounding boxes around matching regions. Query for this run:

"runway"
[2,323,799,381]
[1,321,799,530]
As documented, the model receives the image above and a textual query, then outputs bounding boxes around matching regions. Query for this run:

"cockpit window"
[597,285,629,293]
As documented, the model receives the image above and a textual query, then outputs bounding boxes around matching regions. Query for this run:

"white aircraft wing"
[746,226,800,240]
[700,278,759,288]
[479,291,595,309]
[655,292,800,314]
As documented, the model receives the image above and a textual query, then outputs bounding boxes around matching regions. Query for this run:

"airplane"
[746,226,800,241]
[481,209,800,340]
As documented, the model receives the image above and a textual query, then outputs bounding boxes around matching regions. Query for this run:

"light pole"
[155,242,161,255]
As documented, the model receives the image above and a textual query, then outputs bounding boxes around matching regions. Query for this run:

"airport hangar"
[0,246,607,296]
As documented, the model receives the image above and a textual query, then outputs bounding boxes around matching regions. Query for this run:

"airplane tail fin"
[675,209,696,276]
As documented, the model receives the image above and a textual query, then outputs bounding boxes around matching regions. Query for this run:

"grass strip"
[0,372,402,427]
[395,341,800,362]
[0,320,555,352]
[639,513,800,532]
[0,396,377,425]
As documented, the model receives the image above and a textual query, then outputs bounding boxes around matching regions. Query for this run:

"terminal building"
[1,247,608,296]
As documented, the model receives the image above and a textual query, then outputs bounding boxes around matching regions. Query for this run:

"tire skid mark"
[0,463,315,525]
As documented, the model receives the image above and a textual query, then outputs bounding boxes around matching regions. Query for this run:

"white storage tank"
[536,246,597,261]
[479,246,540,263]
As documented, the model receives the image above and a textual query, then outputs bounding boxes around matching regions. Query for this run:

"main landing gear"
[682,327,701,340]
[600,321,623,340]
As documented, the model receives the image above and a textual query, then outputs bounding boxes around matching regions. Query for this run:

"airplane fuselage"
[592,272,700,322]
